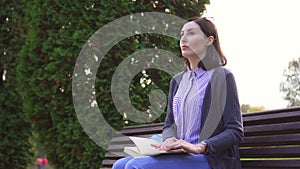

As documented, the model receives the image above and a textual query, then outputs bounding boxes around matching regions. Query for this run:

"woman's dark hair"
[182,17,227,70]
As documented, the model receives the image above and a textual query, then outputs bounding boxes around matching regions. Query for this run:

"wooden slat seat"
[100,107,300,169]
[239,107,300,169]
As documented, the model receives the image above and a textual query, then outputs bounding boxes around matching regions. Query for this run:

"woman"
[112,17,243,169]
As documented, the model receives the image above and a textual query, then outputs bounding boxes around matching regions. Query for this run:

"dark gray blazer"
[162,67,244,169]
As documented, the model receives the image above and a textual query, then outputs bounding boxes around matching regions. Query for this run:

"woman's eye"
[180,31,195,37]
[188,32,195,35]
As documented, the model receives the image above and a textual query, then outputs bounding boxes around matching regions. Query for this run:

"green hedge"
[0,1,33,168]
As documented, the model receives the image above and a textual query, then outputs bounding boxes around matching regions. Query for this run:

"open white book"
[124,136,185,157]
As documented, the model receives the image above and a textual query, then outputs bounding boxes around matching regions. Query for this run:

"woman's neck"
[188,56,201,70]
[189,63,198,71]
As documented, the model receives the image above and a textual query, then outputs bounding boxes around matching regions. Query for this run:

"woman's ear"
[207,36,214,46]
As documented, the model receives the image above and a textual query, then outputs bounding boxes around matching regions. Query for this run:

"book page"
[124,136,186,157]
[129,136,164,155]
[123,146,140,157]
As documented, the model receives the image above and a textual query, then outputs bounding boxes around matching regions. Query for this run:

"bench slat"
[241,160,300,168]
[119,125,163,135]
[122,123,164,129]
[102,159,117,166]
[240,133,300,146]
[104,152,127,158]
[239,146,300,158]
[242,107,300,118]
[243,110,300,125]
[244,121,300,136]
[108,144,135,151]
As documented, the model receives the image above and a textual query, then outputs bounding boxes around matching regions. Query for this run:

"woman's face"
[180,21,212,60]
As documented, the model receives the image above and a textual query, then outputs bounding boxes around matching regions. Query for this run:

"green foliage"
[17,1,104,168]
[12,0,210,168]
[280,57,300,107]
[0,1,33,168]
[241,104,266,113]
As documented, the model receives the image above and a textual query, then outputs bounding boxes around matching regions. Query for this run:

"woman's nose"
[180,35,187,43]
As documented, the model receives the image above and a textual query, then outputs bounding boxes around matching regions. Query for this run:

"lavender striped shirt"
[173,67,212,144]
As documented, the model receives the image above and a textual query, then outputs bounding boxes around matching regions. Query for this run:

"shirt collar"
[187,66,206,79]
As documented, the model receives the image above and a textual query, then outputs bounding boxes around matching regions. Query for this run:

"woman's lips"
[181,46,189,50]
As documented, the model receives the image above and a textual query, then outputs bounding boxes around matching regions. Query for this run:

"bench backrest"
[100,107,300,169]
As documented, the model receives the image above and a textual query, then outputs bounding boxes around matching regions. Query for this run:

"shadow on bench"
[100,107,300,169]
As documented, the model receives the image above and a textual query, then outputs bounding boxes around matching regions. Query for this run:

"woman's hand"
[151,137,178,151]
[152,138,206,154]
[167,140,206,154]
[161,139,206,154]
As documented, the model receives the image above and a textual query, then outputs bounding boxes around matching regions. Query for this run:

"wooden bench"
[100,107,300,169]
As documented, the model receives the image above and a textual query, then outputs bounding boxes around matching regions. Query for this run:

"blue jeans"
[112,153,211,169]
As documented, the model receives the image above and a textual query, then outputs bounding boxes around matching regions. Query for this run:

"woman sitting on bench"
[112,16,244,169]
